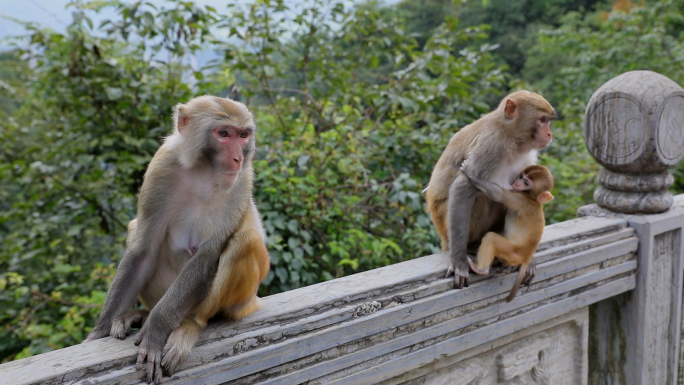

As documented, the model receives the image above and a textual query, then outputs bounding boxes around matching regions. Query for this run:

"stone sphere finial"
[584,70,684,214]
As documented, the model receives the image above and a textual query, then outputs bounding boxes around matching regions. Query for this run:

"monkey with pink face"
[426,91,555,289]
[85,96,269,384]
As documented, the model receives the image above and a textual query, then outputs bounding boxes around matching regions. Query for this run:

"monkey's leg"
[468,196,505,248]
[159,229,269,375]
[479,233,535,295]
[160,316,205,374]
[111,309,149,340]
[446,174,480,288]
[478,232,522,268]
[134,235,225,384]
[467,232,498,275]
[429,199,449,251]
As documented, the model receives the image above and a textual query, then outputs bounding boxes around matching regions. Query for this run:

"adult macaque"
[425,91,555,288]
[84,96,270,384]
[461,162,554,302]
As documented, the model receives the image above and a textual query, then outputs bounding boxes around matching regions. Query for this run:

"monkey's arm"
[86,167,172,342]
[133,238,222,384]
[446,173,479,288]
[85,239,159,341]
[463,172,505,202]
[460,159,520,207]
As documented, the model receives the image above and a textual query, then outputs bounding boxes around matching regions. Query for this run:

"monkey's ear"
[175,104,190,132]
[504,99,517,119]
[537,191,554,204]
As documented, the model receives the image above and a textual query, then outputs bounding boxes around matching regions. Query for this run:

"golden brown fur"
[85,96,269,384]
[463,164,554,302]
[425,90,555,288]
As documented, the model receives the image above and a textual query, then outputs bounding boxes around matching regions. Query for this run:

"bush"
[0,0,505,360]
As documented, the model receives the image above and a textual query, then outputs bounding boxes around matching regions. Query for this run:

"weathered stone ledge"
[0,216,637,385]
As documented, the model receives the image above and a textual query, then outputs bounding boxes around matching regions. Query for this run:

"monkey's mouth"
[222,172,240,185]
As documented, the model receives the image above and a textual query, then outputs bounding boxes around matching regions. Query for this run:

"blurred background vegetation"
[2,0,684,362]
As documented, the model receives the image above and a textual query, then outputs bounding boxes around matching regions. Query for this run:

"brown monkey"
[425,91,555,289]
[84,96,270,384]
[461,161,554,302]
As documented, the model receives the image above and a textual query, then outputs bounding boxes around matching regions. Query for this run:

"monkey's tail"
[506,262,528,302]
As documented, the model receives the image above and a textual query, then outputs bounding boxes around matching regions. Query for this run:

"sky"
[0,0,402,51]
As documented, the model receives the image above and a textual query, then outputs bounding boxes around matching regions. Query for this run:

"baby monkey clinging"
[461,161,554,302]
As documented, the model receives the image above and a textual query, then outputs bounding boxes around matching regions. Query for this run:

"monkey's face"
[211,125,254,183]
[531,114,554,149]
[511,172,531,192]
[515,165,554,199]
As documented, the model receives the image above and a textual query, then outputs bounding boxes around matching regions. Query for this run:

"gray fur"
[84,96,262,384]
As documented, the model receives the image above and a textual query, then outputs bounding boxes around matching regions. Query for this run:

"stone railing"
[1,70,683,385]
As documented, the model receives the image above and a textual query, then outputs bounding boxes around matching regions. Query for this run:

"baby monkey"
[460,161,554,302]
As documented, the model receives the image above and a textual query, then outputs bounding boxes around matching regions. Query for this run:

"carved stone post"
[578,71,684,385]
[584,70,684,213]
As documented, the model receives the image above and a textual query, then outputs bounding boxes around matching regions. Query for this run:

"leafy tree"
[381,0,604,79]
[0,0,505,360]
[457,0,605,75]
[381,0,458,48]
[523,0,684,221]
[0,0,215,361]
[0,52,26,116]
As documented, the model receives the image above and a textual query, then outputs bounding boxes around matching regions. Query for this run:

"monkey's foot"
[83,325,111,342]
[161,319,202,375]
[446,258,470,289]
[521,260,536,286]
[111,309,149,340]
[467,257,490,276]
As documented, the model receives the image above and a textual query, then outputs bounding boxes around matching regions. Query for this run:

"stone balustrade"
[0,215,637,384]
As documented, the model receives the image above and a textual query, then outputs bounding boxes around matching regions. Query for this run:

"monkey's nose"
[232,156,244,170]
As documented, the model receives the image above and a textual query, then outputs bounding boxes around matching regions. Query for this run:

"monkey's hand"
[111,309,149,340]
[134,322,168,384]
[445,256,470,289]
[521,259,536,286]
[460,158,474,179]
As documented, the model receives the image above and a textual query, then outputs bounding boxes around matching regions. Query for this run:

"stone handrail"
[0,214,638,384]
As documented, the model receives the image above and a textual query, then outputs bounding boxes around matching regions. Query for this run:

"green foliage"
[5,0,684,364]
[384,0,604,76]
[524,0,684,103]
[213,0,506,292]
[0,0,214,361]
[0,52,26,116]
[538,99,600,223]
[380,0,458,48]
[0,0,505,360]
[523,0,684,215]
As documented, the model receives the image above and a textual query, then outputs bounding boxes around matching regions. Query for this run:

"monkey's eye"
[540,116,547,123]
[239,131,249,139]
[519,173,523,179]
[524,180,530,187]
[218,129,229,138]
